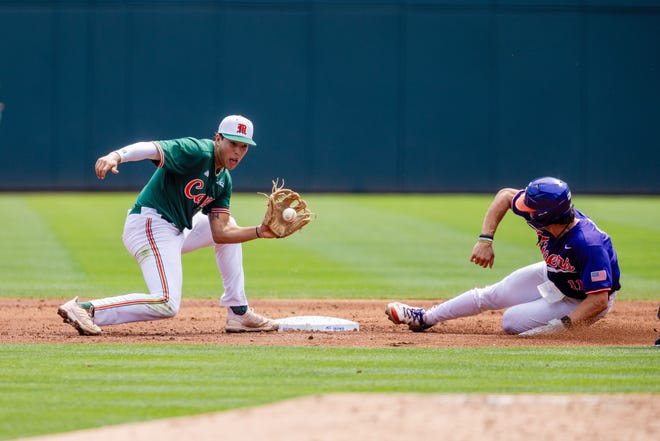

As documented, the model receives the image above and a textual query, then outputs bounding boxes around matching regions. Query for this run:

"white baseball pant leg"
[91,208,184,326]
[181,212,248,307]
[424,261,615,334]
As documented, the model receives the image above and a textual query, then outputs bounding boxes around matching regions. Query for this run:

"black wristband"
[560,315,572,329]
[478,234,494,244]
[255,226,261,238]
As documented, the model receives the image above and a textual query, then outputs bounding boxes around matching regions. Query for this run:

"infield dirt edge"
[15,393,659,441]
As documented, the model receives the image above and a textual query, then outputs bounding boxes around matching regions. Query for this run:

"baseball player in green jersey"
[58,115,280,335]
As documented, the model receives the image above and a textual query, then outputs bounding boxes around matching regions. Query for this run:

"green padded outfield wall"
[0,1,659,193]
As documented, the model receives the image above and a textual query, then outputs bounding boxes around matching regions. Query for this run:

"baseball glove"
[260,179,313,238]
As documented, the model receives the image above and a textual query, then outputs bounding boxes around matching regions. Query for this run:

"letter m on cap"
[236,123,247,135]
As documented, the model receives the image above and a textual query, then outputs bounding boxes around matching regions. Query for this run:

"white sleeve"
[115,141,161,163]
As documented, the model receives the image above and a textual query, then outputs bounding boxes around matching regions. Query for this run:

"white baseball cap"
[218,115,256,146]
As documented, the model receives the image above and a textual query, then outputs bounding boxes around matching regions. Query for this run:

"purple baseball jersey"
[512,191,621,299]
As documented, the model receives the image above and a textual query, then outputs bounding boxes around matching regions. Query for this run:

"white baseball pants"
[424,261,616,334]
[91,208,247,326]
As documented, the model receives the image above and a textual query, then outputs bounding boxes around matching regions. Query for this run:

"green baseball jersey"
[130,137,232,231]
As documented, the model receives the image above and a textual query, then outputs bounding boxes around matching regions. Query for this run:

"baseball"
[282,207,297,222]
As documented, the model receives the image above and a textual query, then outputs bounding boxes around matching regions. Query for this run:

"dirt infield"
[5,298,659,441]
[1,298,658,346]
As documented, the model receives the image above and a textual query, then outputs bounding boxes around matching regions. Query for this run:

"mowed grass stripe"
[240,195,538,298]
[0,195,88,296]
[0,344,658,439]
[2,193,659,300]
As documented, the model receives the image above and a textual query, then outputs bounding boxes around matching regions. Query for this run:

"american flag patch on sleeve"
[590,270,607,282]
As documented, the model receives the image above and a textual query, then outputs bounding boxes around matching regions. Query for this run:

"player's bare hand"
[470,241,495,268]
[95,152,120,179]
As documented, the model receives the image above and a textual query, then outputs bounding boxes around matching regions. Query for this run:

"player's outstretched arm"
[209,212,276,243]
[470,188,518,268]
[470,241,495,268]
[95,152,121,179]
[95,142,161,180]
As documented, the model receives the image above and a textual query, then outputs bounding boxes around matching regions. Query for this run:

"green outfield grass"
[1,192,658,300]
[1,344,658,440]
[1,193,658,440]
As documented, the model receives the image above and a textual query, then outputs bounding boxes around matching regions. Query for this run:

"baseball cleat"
[225,307,279,333]
[57,297,102,336]
[386,302,431,332]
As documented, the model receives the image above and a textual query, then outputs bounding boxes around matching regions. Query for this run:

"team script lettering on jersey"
[184,179,214,208]
[538,234,575,272]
